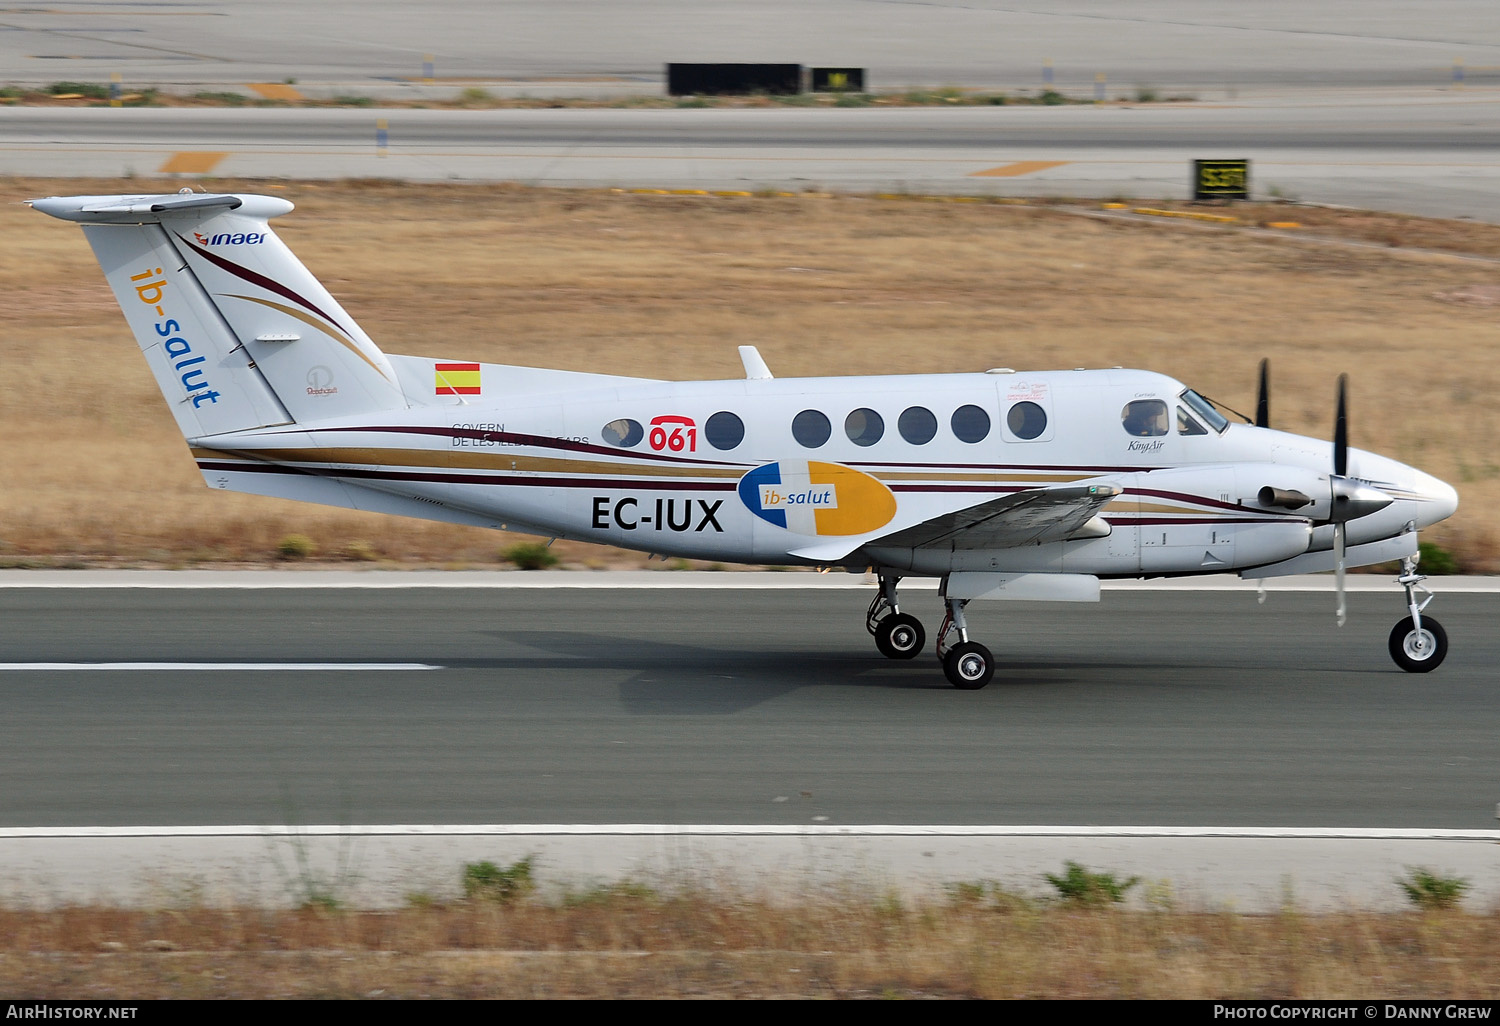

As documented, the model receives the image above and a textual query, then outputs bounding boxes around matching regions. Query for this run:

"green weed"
[502,541,558,570]
[463,857,535,903]
[1045,861,1140,905]
[276,534,316,560]
[48,81,109,99]
[1418,540,1459,575]
[1398,867,1469,909]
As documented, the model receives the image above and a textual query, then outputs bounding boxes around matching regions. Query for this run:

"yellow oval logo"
[737,460,897,536]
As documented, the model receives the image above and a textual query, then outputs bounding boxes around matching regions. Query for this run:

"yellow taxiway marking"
[969,160,1070,177]
[158,151,228,174]
[247,82,304,100]
[1132,206,1238,223]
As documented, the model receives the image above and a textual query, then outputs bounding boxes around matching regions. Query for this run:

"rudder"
[32,192,408,438]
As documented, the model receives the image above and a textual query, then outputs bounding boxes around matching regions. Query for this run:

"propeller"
[1334,374,1347,625]
[1333,373,1348,477]
[1254,370,1391,625]
[1255,358,1271,428]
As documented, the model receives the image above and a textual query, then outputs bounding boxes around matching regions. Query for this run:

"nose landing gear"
[1389,554,1447,673]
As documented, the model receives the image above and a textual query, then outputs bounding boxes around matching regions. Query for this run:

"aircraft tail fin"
[29,192,407,439]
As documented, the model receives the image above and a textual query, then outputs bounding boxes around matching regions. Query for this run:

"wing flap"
[876,484,1122,550]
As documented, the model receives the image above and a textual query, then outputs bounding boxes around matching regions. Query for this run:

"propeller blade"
[1255,358,1270,428]
[1333,374,1348,477]
[1335,522,1347,627]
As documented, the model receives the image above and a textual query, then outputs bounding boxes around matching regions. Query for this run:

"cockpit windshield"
[1179,389,1230,433]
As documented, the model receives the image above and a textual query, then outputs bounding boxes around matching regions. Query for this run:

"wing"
[871,484,1122,550]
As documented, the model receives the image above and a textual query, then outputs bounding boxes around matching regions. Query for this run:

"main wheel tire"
[1388,615,1448,673]
[943,641,994,690]
[875,613,925,660]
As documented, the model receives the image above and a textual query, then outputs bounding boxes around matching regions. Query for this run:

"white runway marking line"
[0,662,441,671]
[2,824,1498,841]
[2,571,1498,592]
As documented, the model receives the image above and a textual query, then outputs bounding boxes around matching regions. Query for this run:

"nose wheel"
[1389,615,1447,673]
[1389,554,1447,673]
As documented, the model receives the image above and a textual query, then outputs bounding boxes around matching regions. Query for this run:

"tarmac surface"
[0,573,1496,909]
[8,96,1500,221]
[5,3,1500,218]
[2,1,1497,92]
[5,3,1499,907]
[1,574,1495,830]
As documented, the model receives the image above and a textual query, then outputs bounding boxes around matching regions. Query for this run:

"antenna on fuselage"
[739,346,773,380]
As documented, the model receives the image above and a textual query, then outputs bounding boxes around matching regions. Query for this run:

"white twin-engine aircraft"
[32,190,1459,688]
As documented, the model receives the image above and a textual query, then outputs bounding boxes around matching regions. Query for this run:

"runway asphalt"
[2,1,1497,92]
[8,99,1500,221]
[1,576,1495,831]
[6,2,1500,218]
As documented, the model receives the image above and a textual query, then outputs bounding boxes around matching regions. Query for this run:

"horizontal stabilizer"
[29,193,271,223]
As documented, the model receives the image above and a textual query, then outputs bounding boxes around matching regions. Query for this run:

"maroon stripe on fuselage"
[198,459,735,490]
[291,424,750,468]
[175,232,357,340]
[1126,487,1256,513]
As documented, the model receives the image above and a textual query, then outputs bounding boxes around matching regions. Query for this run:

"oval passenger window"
[705,411,745,450]
[792,409,832,448]
[1007,401,1047,440]
[601,418,644,447]
[898,406,937,445]
[844,408,884,447]
[951,404,991,443]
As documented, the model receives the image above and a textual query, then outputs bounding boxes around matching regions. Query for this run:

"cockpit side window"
[1121,399,1169,437]
[1179,389,1229,433]
[1177,407,1207,436]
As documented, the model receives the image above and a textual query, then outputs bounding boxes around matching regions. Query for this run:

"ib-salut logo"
[737,461,896,536]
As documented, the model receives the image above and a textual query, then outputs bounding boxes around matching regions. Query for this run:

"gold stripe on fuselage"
[196,449,1250,510]
[205,446,746,480]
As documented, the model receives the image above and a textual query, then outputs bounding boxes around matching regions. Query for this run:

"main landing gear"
[867,574,994,689]
[1389,554,1447,673]
[866,575,925,660]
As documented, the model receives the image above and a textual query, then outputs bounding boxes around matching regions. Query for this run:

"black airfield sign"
[1194,159,1250,200]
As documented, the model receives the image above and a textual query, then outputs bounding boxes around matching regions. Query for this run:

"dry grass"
[4,178,1497,569]
[1,897,1497,998]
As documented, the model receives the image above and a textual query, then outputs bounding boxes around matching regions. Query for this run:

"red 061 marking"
[649,415,696,452]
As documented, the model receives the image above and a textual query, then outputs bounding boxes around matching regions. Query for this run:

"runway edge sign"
[1194,158,1250,200]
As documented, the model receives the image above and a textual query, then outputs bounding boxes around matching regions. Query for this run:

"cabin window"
[1006,402,1047,440]
[792,409,832,448]
[951,404,991,443]
[705,411,745,450]
[601,418,644,447]
[1121,400,1169,437]
[1177,407,1208,436]
[844,408,884,447]
[898,406,937,445]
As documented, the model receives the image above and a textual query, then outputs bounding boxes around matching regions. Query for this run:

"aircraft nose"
[1415,473,1459,527]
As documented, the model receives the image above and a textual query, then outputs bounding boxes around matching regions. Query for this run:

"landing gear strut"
[866,574,925,660]
[935,595,994,690]
[1389,554,1447,673]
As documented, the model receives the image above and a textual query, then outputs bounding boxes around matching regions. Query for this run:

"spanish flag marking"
[435,362,481,396]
